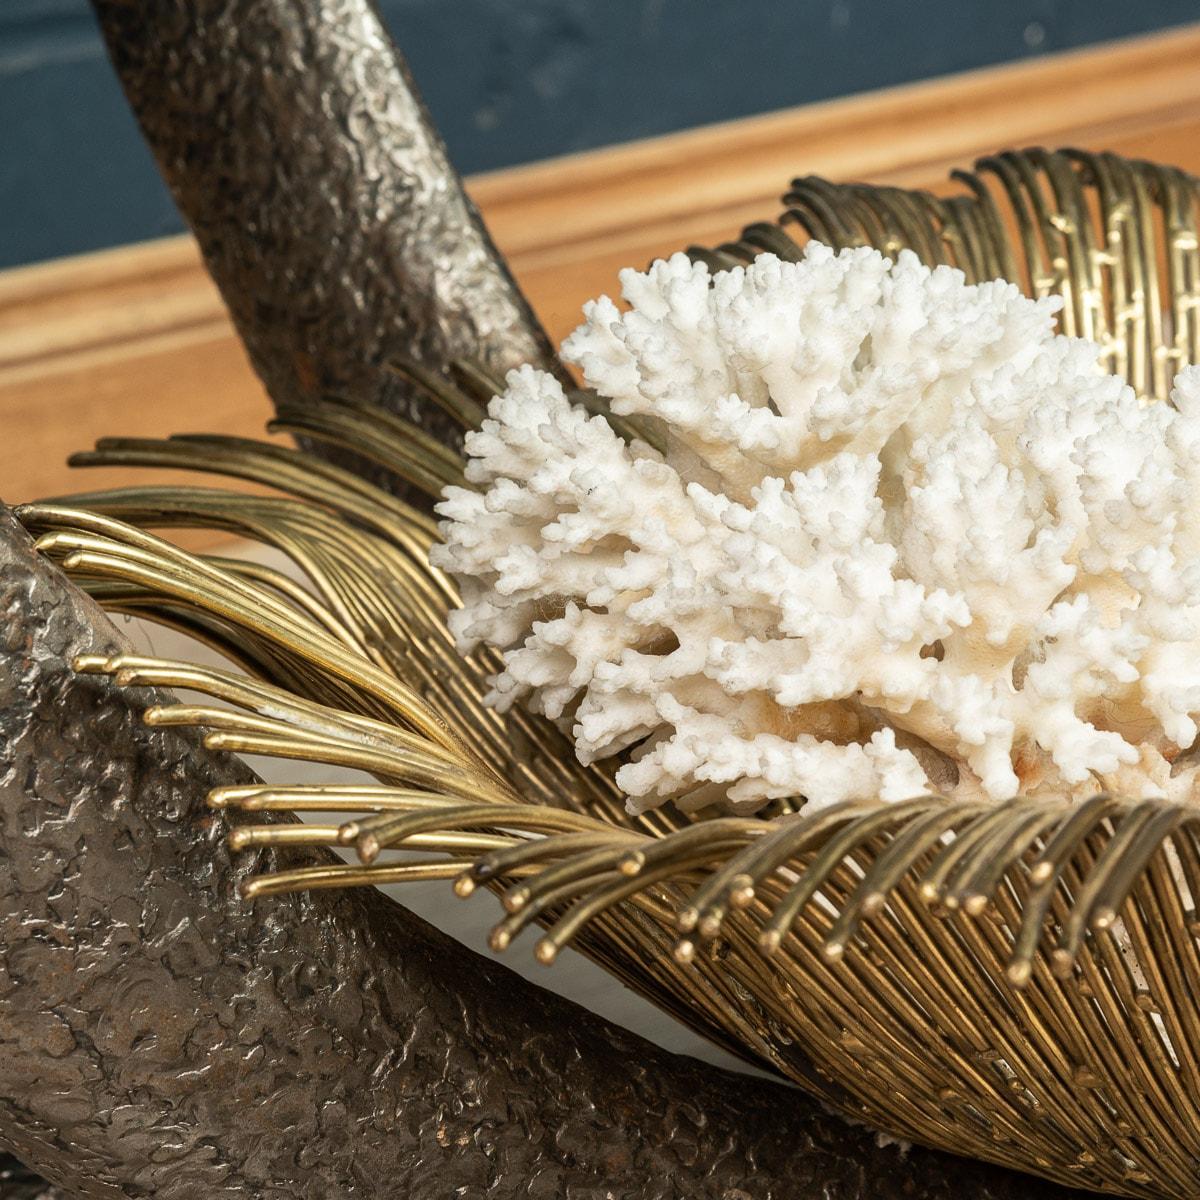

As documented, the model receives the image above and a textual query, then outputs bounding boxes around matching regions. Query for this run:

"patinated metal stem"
[87,0,562,457]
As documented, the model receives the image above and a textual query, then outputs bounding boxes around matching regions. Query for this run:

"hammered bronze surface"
[0,1156,63,1200]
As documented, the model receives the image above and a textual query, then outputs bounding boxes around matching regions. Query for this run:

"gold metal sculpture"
[21,148,1200,1199]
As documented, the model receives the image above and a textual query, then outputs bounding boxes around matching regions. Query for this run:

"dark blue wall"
[2,0,1198,269]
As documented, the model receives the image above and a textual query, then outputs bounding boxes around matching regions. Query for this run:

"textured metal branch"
[88,0,561,456]
[0,505,1096,1198]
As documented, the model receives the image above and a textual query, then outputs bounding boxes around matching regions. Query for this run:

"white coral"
[434,244,1200,815]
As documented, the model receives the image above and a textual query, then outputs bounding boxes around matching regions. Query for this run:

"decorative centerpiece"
[20,148,1200,1199]
[4,3,1200,1196]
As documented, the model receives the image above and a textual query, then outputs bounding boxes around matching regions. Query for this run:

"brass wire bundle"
[20,148,1200,1197]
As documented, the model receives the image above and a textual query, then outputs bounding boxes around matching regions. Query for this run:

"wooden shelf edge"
[3,21,1200,509]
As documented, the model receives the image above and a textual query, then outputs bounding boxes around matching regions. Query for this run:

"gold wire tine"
[240,860,470,899]
[55,545,466,755]
[677,801,884,933]
[919,802,1035,904]
[822,804,988,960]
[502,843,642,914]
[211,785,467,812]
[1054,802,1177,975]
[488,870,625,953]
[538,855,721,965]
[1088,804,1191,930]
[228,825,513,855]
[757,798,940,953]
[69,433,442,549]
[386,357,490,431]
[618,817,764,878]
[1006,872,1066,989]
[144,703,366,748]
[952,805,1068,917]
[450,357,507,400]
[79,654,464,766]
[228,824,343,851]
[941,801,1066,913]
[293,391,466,474]
[88,654,478,784]
[201,730,511,805]
[142,694,464,769]
[1028,794,1127,884]
[468,828,646,885]
[208,555,369,651]
[52,547,453,739]
[34,519,327,640]
[268,408,459,499]
[350,803,613,863]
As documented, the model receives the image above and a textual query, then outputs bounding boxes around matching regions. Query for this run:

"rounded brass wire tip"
[207,787,243,809]
[729,878,755,909]
[336,822,364,845]
[697,912,724,941]
[1006,960,1033,989]
[488,927,511,952]
[1050,949,1076,980]
[1092,907,1117,930]
[534,940,558,965]
[72,654,114,673]
[673,939,696,965]
[676,906,700,934]
[759,929,783,955]
[141,706,169,726]
[453,874,476,898]
[227,828,254,852]
[963,894,990,917]
[618,850,645,876]
[860,891,886,918]
[357,834,383,864]
[1029,860,1056,885]
[823,940,846,963]
[917,879,942,904]
[502,887,529,914]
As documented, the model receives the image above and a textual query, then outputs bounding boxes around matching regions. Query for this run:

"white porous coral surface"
[434,244,1200,815]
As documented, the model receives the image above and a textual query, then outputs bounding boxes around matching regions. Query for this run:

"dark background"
[3,0,1198,269]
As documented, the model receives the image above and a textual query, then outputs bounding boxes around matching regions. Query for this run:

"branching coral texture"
[435,244,1200,814]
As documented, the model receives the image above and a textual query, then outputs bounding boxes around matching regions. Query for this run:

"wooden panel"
[3,22,1200,510]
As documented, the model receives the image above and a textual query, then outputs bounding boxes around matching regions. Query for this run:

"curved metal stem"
[88,0,563,464]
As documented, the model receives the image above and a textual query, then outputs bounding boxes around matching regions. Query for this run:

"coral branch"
[438,247,1200,814]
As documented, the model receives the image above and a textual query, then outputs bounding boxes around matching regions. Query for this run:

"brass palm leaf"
[21,146,1200,1198]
